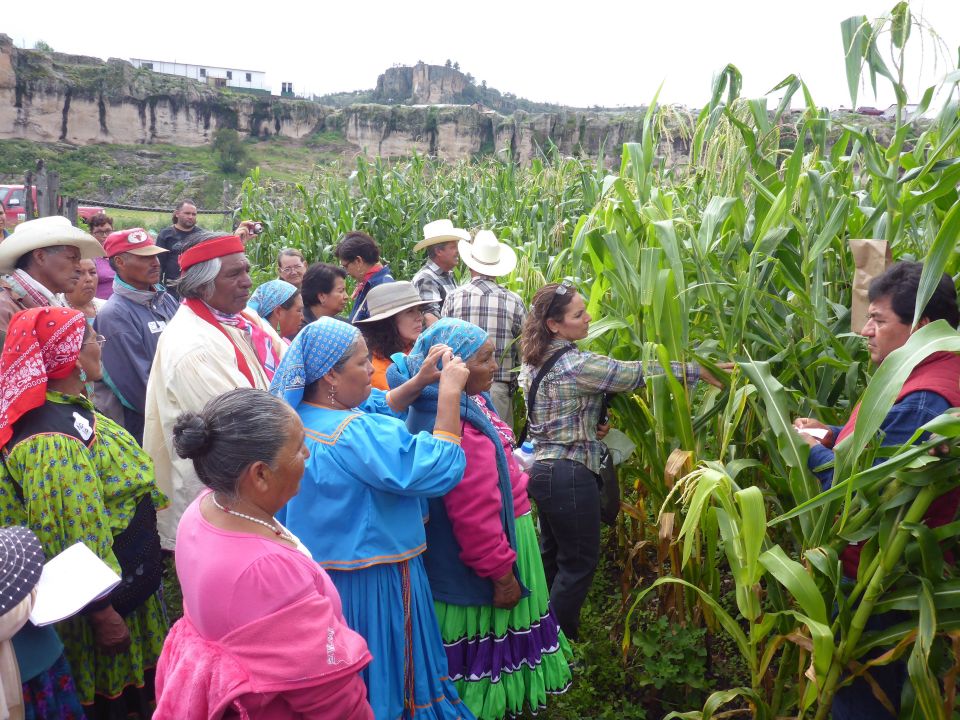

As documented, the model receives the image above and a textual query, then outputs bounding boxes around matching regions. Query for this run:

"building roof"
[130,58,264,74]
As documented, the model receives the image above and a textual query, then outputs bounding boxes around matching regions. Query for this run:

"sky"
[11,0,960,110]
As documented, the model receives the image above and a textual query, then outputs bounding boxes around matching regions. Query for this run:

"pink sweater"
[155,493,373,719]
[445,396,531,580]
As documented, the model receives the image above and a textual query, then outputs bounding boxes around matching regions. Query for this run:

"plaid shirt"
[412,260,458,317]
[442,277,526,383]
[518,339,699,473]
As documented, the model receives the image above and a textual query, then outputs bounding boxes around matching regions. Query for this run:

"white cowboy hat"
[413,219,471,252]
[459,230,517,277]
[353,281,432,324]
[0,216,104,274]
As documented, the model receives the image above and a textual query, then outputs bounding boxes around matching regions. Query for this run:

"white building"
[130,58,268,92]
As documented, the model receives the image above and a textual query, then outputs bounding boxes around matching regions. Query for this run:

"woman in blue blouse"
[270,317,474,720]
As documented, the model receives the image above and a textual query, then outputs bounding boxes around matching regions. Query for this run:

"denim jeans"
[830,610,906,719]
[528,458,601,640]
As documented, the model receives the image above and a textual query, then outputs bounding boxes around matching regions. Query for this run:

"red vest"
[835,352,960,578]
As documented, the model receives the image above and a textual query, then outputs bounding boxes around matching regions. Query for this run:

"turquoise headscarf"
[248,279,298,319]
[401,317,488,377]
[269,317,359,408]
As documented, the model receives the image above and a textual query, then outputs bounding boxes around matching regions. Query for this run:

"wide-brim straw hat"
[0,216,104,274]
[413,219,472,252]
[0,526,43,615]
[353,281,431,324]
[459,230,517,277]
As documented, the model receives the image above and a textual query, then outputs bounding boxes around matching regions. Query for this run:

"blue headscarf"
[403,317,488,374]
[269,317,359,408]
[388,318,521,594]
[248,279,298,319]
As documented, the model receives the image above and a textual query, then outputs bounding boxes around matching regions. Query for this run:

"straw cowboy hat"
[353,281,432,324]
[413,219,471,252]
[459,230,517,277]
[0,216,104,274]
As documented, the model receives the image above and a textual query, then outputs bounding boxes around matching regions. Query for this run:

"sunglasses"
[84,334,107,348]
[547,279,577,314]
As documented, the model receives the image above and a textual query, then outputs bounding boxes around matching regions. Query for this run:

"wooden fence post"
[22,170,34,220]
[62,197,78,225]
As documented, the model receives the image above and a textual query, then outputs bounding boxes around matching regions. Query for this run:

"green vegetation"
[0,136,351,210]
[235,5,960,716]
[211,128,250,174]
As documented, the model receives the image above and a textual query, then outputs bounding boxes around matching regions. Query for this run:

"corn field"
[240,5,960,717]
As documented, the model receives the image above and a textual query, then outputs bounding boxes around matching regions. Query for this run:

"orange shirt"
[371,353,391,391]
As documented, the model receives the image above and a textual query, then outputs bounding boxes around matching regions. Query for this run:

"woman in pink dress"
[154,388,373,720]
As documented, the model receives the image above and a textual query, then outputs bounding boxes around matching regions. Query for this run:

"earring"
[328,385,337,406]
[79,368,87,383]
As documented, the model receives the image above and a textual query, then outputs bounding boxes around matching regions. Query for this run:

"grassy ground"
[0,130,353,211]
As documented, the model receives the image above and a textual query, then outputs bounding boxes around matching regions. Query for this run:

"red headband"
[178,235,245,271]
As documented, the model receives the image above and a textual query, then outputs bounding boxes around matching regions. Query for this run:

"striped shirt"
[518,339,699,473]
[412,260,458,317]
[442,277,526,384]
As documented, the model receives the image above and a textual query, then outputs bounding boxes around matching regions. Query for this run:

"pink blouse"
[176,491,347,641]
[444,395,531,581]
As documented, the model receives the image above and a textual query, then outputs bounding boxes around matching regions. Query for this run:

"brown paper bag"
[849,239,892,333]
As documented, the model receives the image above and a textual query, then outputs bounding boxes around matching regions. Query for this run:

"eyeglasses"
[547,279,576,313]
[91,228,112,237]
[84,334,107,348]
[280,265,305,275]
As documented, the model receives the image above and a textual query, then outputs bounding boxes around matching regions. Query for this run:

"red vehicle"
[0,185,103,228]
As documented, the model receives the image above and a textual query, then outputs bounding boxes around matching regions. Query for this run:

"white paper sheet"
[796,427,829,440]
[29,542,121,626]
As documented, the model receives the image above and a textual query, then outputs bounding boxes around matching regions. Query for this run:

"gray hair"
[173,257,221,300]
[172,230,230,300]
[172,389,297,499]
[333,335,363,373]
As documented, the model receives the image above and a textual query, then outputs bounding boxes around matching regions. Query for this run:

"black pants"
[528,458,601,640]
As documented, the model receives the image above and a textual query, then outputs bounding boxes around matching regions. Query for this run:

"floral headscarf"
[0,307,87,448]
[269,317,360,408]
[247,279,298,320]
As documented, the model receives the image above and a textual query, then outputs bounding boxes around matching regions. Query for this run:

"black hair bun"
[172,412,212,460]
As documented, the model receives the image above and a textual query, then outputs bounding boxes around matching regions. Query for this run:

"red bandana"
[178,235,245,271]
[0,307,86,449]
[183,299,257,387]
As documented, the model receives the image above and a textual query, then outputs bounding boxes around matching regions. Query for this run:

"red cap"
[103,228,167,258]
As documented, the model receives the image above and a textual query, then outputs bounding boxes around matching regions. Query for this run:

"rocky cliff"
[0,35,328,146]
[373,63,469,105]
[0,37,896,170]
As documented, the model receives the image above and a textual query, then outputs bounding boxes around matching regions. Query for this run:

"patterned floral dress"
[0,391,169,707]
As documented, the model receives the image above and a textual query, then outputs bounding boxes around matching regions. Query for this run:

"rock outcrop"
[374,63,469,105]
[0,35,328,146]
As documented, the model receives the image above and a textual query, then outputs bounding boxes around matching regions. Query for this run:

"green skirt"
[57,592,167,706]
[435,512,572,720]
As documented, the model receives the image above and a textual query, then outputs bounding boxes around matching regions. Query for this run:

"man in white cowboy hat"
[442,229,526,424]
[0,216,104,342]
[412,219,470,326]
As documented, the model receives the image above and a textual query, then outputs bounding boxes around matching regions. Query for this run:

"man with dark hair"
[794,260,960,720]
[335,231,394,322]
[94,228,179,443]
[411,220,468,326]
[156,199,204,297]
[0,216,103,341]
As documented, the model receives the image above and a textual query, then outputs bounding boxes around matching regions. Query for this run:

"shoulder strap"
[518,346,573,446]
